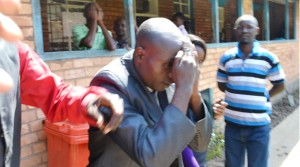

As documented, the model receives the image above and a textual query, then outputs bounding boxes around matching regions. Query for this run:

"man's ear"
[134,46,145,62]
[255,27,260,35]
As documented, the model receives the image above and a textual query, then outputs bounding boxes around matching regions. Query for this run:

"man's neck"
[239,42,254,59]
[116,35,126,42]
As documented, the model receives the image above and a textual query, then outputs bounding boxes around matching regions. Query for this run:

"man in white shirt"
[172,12,189,35]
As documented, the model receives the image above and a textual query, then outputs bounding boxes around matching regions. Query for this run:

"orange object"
[43,120,90,167]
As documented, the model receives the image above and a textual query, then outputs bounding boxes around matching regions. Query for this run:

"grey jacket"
[0,40,21,167]
[88,51,213,167]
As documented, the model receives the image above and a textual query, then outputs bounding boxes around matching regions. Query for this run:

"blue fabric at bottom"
[225,123,270,167]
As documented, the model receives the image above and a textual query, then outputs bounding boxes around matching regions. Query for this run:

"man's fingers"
[215,98,223,103]
[96,93,124,134]
[220,101,228,107]
[102,113,123,134]
[96,113,104,129]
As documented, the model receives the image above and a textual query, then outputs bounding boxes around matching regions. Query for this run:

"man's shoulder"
[91,57,129,87]
[255,46,279,62]
[220,47,238,62]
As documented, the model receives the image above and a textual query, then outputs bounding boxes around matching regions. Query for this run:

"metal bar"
[263,0,270,40]
[32,0,44,54]
[211,0,219,43]
[285,0,289,39]
[123,0,136,48]
[238,0,244,16]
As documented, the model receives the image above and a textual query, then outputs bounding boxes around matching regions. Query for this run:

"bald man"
[217,15,285,167]
[88,18,213,167]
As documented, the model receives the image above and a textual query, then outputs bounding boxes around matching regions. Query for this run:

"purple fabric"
[182,147,200,167]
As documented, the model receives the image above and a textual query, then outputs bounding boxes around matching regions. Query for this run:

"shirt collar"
[237,40,260,57]
[96,25,102,33]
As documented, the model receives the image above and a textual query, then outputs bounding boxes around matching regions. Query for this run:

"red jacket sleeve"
[18,41,106,125]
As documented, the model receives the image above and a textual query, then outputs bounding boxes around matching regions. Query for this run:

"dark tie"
[157,90,168,110]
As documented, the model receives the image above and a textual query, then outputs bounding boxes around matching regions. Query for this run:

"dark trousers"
[0,136,5,167]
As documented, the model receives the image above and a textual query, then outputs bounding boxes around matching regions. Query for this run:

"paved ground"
[206,89,299,167]
[269,107,299,167]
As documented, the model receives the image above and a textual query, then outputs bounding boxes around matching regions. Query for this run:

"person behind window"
[113,16,139,50]
[172,12,188,36]
[72,2,116,51]
[113,17,129,49]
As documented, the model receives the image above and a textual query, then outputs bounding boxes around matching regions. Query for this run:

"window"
[41,0,93,52]
[269,0,286,40]
[135,0,158,26]
[33,0,130,60]
[288,0,295,39]
[253,0,265,41]
[219,0,239,43]
[173,0,190,17]
[173,0,193,33]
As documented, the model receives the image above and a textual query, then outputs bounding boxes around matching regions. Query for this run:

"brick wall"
[194,0,214,43]
[5,0,299,166]
[244,0,253,15]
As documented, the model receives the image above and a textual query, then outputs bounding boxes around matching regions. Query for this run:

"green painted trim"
[32,0,44,54]
[293,0,297,39]
[285,0,290,39]
[212,0,219,43]
[238,0,243,16]
[40,49,128,61]
[264,0,270,41]
[190,0,195,33]
[124,0,136,47]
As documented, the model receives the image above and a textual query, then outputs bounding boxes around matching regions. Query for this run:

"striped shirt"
[217,41,285,126]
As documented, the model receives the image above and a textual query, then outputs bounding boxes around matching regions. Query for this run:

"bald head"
[234,15,259,29]
[135,18,184,48]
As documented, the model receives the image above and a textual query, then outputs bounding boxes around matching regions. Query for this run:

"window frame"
[173,0,191,17]
[134,0,159,17]
[32,0,133,61]
[252,0,297,41]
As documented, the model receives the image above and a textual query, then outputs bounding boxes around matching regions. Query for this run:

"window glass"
[288,1,295,39]
[269,1,285,40]
[41,0,92,52]
[173,0,192,33]
[219,0,239,42]
[135,0,158,26]
[41,0,126,52]
[173,0,190,17]
[253,0,265,41]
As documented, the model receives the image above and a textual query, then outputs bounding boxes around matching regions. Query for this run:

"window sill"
[39,48,129,61]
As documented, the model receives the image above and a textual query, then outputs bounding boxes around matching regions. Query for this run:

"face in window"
[234,18,259,44]
[114,18,126,37]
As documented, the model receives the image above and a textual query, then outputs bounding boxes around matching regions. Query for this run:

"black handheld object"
[98,106,112,124]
